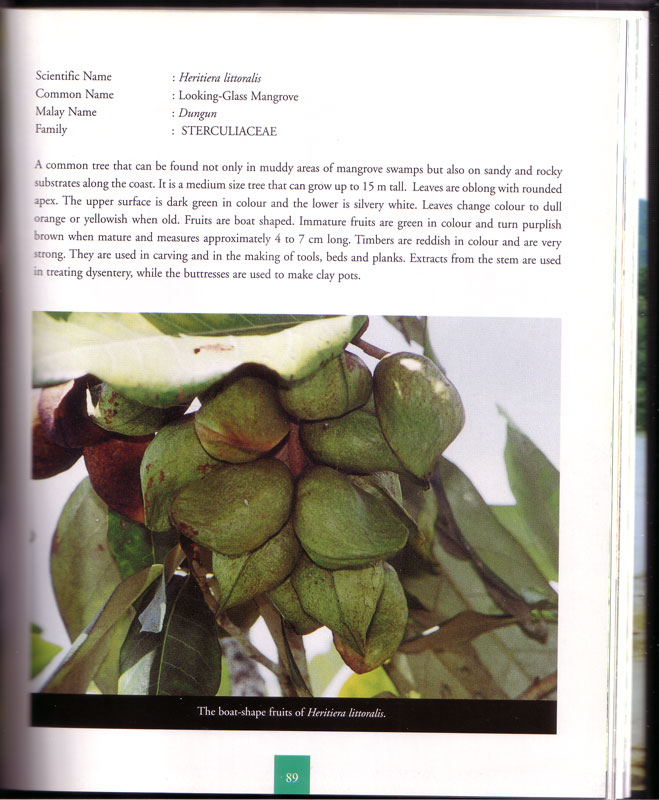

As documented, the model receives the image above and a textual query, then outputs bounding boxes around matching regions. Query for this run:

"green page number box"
[274,754,310,795]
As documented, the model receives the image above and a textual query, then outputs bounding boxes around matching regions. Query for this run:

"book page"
[3,8,644,797]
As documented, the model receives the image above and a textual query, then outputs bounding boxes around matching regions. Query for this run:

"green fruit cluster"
[40,346,465,675]
[166,350,462,672]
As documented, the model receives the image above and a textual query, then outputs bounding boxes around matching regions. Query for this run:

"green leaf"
[42,565,163,693]
[307,644,344,697]
[383,316,443,371]
[396,466,557,699]
[50,480,161,693]
[31,625,62,678]
[106,511,178,578]
[44,311,71,321]
[50,478,123,647]
[142,313,331,337]
[216,656,232,696]
[33,313,368,407]
[498,408,559,583]
[119,574,222,696]
[339,666,398,698]
[93,612,135,695]
[490,505,557,585]
[437,458,555,602]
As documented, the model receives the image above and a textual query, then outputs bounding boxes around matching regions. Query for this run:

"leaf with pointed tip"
[383,316,443,370]
[119,575,221,696]
[50,478,123,650]
[33,313,367,407]
[42,565,163,694]
[497,408,559,583]
[44,311,71,321]
[437,458,555,603]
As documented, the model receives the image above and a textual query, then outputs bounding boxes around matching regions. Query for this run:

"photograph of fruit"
[31,313,559,701]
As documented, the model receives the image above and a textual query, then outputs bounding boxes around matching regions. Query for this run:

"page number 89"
[274,755,309,794]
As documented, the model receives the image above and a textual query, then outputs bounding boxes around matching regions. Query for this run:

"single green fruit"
[300,405,402,474]
[293,466,409,569]
[87,382,182,436]
[291,555,384,655]
[267,576,321,635]
[373,352,465,481]
[278,351,371,420]
[195,376,290,462]
[212,520,300,612]
[140,416,221,532]
[333,563,408,673]
[170,458,294,555]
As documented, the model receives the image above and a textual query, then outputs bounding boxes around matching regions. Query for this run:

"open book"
[2,6,648,798]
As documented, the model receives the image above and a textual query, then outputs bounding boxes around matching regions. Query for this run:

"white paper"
[3,7,646,797]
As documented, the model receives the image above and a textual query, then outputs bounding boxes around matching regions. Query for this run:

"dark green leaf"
[107,511,179,578]
[44,311,71,321]
[120,575,222,696]
[142,313,332,337]
[437,458,555,602]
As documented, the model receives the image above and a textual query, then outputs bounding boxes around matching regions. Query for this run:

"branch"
[353,337,389,360]
[516,671,558,700]
[256,595,305,697]
[188,557,280,677]
[216,609,281,677]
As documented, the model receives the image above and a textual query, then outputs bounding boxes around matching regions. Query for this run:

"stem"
[256,595,302,697]
[188,558,280,677]
[216,610,280,677]
[516,671,558,700]
[287,422,308,478]
[285,624,311,690]
[353,337,389,360]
